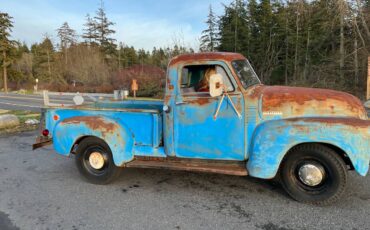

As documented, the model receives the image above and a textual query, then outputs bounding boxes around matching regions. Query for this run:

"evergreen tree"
[254,0,282,83]
[151,47,167,68]
[93,2,116,54]
[3,0,370,98]
[82,14,98,45]
[57,22,77,66]
[32,37,55,82]
[218,0,249,53]
[0,12,14,93]
[246,0,259,57]
[123,46,138,66]
[200,5,218,52]
[57,22,77,49]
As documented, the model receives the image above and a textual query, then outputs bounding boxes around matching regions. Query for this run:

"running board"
[125,157,248,176]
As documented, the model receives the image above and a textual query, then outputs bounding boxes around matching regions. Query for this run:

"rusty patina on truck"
[34,52,370,204]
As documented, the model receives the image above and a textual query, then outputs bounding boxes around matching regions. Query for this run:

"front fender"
[247,118,370,179]
[53,116,134,166]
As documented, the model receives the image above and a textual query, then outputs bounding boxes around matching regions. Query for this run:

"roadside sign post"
[35,78,39,93]
[131,79,138,98]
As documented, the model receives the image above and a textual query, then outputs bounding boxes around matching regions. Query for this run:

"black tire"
[75,137,122,185]
[279,144,347,205]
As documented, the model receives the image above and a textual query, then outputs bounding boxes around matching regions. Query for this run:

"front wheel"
[279,144,347,205]
[75,137,122,184]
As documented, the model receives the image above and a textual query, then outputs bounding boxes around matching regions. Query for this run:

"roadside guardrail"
[39,90,133,107]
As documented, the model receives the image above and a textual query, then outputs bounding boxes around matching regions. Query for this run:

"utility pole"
[367,57,370,100]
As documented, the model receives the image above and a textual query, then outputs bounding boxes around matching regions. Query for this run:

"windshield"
[231,60,261,89]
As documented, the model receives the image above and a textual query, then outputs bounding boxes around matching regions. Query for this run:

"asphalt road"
[0,131,370,230]
[0,93,100,112]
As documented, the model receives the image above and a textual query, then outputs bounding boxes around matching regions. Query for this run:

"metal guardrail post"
[43,90,50,106]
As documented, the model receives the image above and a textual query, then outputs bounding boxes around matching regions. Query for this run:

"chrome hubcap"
[298,163,325,187]
[89,152,105,170]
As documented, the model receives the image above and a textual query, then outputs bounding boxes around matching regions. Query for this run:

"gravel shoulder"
[0,131,370,230]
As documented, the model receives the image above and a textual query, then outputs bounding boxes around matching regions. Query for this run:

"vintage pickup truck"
[34,52,370,204]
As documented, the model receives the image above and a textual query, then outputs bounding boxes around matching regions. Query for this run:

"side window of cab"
[180,65,234,96]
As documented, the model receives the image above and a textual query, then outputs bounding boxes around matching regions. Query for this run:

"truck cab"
[34,52,370,204]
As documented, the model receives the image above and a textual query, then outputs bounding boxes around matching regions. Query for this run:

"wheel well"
[70,136,106,154]
[286,143,354,170]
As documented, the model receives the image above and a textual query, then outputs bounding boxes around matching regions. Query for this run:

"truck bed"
[43,99,165,158]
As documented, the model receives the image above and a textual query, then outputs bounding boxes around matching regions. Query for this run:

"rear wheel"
[279,144,347,205]
[75,137,122,184]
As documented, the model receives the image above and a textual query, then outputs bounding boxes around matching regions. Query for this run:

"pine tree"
[94,1,116,53]
[247,0,259,57]
[32,37,55,82]
[218,0,249,54]
[0,12,14,93]
[57,22,77,49]
[255,0,280,83]
[57,22,77,66]
[82,14,98,45]
[82,1,117,56]
[200,5,218,52]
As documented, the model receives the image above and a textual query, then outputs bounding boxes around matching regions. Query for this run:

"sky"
[1,0,232,51]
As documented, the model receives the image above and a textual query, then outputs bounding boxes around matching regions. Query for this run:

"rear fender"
[247,118,370,179]
[53,116,134,166]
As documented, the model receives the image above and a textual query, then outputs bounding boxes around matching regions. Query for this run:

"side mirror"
[209,74,224,97]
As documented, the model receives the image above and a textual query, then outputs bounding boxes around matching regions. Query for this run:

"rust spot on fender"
[247,85,367,119]
[261,86,363,108]
[62,116,118,133]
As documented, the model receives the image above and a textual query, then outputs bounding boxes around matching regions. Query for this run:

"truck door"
[173,63,245,160]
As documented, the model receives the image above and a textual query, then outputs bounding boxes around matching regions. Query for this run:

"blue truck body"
[34,53,370,204]
[36,52,370,181]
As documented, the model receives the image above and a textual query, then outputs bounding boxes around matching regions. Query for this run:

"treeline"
[2,1,370,98]
[0,4,193,97]
[201,0,370,98]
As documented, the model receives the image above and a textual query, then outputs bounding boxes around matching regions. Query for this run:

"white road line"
[0,101,41,108]
[0,95,71,103]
